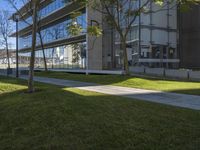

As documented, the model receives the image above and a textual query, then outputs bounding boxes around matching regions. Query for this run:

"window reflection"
[18,0,72,30]
[18,42,86,69]
[19,12,86,50]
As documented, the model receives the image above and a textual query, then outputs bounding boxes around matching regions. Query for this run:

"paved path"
[20,76,200,110]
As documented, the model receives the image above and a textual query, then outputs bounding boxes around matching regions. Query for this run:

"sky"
[0,0,18,49]
[0,0,23,12]
[0,0,15,13]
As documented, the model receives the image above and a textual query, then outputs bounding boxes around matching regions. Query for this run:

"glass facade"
[19,42,86,69]
[17,0,87,70]
[110,1,140,69]
[14,0,178,71]
[18,16,32,31]
[111,1,178,69]
[19,13,86,50]
[114,26,139,69]
[18,0,72,30]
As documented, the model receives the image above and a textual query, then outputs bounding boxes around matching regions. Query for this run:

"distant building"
[0,49,16,67]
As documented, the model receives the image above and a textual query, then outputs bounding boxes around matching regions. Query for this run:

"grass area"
[36,71,200,96]
[0,76,200,149]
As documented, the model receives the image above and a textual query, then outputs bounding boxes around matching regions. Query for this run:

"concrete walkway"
[20,76,200,110]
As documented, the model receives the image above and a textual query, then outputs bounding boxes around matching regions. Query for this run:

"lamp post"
[13,14,19,78]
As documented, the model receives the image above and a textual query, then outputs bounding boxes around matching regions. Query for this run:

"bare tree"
[8,0,40,92]
[8,0,47,92]
[8,0,48,71]
[27,0,40,93]
[38,29,48,71]
[90,0,164,74]
[72,0,199,74]
[46,26,62,69]
[0,10,13,69]
[37,11,48,71]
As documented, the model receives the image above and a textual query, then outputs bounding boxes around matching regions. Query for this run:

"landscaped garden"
[36,71,200,96]
[0,76,200,149]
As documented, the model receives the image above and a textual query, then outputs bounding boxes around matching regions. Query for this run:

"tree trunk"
[5,40,10,69]
[121,39,129,75]
[28,0,39,93]
[52,48,55,69]
[38,30,48,71]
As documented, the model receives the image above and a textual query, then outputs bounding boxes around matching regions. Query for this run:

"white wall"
[87,2,103,70]
[140,2,177,48]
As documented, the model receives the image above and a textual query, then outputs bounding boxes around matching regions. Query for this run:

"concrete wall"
[145,68,164,76]
[129,67,200,81]
[189,71,200,81]
[0,68,15,76]
[87,3,103,70]
[0,69,7,75]
[165,69,188,79]
[129,66,145,74]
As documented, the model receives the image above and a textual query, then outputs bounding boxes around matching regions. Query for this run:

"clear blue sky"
[0,0,15,12]
[0,0,23,12]
[0,0,20,49]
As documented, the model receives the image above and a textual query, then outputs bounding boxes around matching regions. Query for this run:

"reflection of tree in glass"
[0,10,13,69]
[46,27,63,68]
[66,12,84,65]
[71,44,80,64]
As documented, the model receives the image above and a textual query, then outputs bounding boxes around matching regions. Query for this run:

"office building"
[10,0,192,71]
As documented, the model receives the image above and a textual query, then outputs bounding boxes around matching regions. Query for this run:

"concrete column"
[86,3,103,70]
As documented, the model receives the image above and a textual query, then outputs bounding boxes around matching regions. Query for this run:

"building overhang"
[10,0,52,20]
[10,2,85,37]
[19,34,86,53]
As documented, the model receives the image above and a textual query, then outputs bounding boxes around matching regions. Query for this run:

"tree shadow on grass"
[35,71,200,85]
[34,71,200,98]
[169,88,200,96]
[2,74,200,100]
[0,77,200,149]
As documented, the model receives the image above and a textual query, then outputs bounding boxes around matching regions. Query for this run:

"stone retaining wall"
[130,67,200,81]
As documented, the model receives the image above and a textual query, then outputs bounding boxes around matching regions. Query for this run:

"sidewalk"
[20,76,200,110]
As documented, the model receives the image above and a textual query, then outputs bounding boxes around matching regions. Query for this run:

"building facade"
[11,0,180,71]
[11,0,87,69]
[179,5,200,69]
[0,49,16,69]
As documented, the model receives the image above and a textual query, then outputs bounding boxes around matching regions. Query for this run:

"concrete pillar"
[87,3,103,70]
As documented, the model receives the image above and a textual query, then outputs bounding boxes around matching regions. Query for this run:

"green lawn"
[0,76,200,149]
[36,71,200,96]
